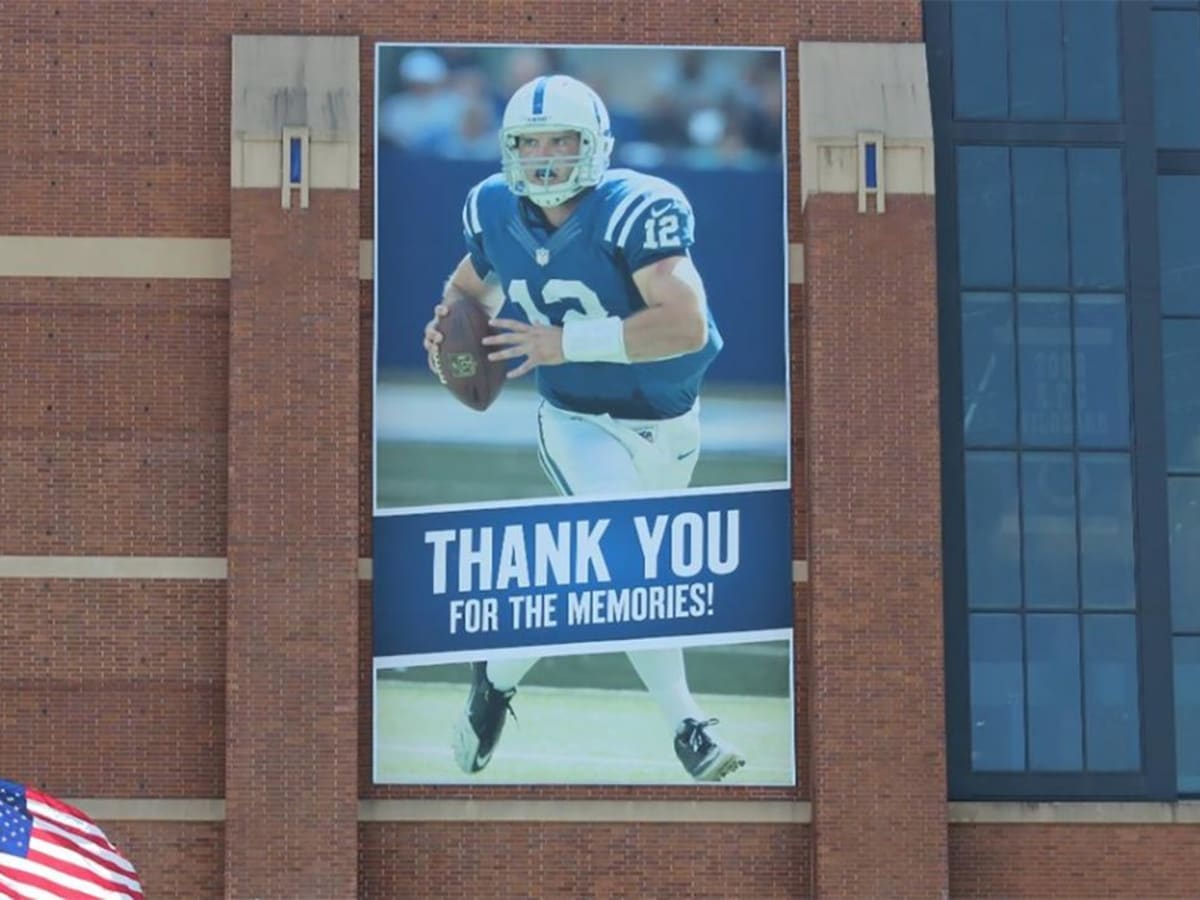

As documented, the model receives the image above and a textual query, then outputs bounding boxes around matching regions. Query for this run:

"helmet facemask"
[501,127,604,208]
[500,75,614,209]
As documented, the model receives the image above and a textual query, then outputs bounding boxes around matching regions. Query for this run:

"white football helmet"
[500,75,614,208]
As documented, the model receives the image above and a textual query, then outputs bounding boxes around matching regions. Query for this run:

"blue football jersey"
[461,168,723,419]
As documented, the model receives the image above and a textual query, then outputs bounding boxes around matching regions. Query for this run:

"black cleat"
[453,662,517,774]
[674,717,746,782]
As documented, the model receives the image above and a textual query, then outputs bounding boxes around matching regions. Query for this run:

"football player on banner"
[422,74,744,782]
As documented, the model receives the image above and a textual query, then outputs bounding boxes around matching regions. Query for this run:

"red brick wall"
[951,824,1200,898]
[358,283,375,561]
[360,822,811,899]
[31,2,1194,899]
[225,189,360,897]
[803,193,947,897]
[4,0,1196,893]
[2,580,225,797]
[0,0,923,238]
[0,269,228,842]
[790,287,812,798]
[2,5,228,238]
[0,279,228,555]
[100,822,224,900]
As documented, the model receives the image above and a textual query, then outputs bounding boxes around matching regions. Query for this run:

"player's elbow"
[676,306,708,353]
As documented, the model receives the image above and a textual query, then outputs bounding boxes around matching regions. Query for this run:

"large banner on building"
[373,43,793,785]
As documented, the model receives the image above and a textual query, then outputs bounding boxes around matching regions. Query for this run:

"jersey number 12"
[507,278,606,325]
[644,214,681,250]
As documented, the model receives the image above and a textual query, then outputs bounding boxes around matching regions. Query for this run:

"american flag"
[0,781,143,899]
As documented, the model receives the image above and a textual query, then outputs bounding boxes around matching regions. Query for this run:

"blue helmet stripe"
[531,77,547,115]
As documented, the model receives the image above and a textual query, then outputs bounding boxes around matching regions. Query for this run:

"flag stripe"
[0,861,102,900]
[0,868,68,900]
[29,836,143,893]
[0,853,136,899]
[1,782,142,900]
[31,819,137,875]
[28,824,118,878]
[26,799,113,846]
[30,828,137,887]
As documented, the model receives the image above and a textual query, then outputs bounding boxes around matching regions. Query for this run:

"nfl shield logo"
[449,353,478,378]
[535,248,550,266]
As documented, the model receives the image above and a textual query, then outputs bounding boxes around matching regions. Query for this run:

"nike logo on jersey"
[650,201,675,218]
[676,448,697,460]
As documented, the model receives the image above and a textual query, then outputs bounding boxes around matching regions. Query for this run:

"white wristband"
[561,316,630,364]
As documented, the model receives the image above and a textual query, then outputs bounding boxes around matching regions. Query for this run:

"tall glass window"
[956,143,1139,777]
[1152,9,1200,148]
[951,0,1120,122]
[929,0,1189,798]
[1159,176,1200,793]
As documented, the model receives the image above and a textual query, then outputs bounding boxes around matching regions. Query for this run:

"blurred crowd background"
[377,45,784,170]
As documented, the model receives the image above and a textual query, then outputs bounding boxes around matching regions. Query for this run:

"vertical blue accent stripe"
[537,445,572,496]
[536,404,573,495]
[289,137,302,183]
[865,142,878,189]
[532,77,548,115]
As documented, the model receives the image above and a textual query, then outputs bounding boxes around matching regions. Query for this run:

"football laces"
[430,347,447,385]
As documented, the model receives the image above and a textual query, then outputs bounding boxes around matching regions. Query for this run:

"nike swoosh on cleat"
[696,751,746,782]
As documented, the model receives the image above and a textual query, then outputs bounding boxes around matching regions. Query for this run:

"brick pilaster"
[805,193,948,897]
[225,188,359,897]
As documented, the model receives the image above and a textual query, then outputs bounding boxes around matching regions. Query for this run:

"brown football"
[434,298,508,412]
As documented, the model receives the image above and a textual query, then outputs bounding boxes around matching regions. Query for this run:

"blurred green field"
[373,375,789,508]
[391,641,792,696]
[375,675,795,785]
[377,441,786,507]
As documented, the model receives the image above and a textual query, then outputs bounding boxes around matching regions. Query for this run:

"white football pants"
[485,398,707,730]
[535,399,701,495]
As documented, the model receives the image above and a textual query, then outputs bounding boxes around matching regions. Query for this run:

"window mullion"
[1120,0,1179,800]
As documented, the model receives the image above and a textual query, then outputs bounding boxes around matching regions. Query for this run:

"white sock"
[484,657,539,692]
[626,648,705,732]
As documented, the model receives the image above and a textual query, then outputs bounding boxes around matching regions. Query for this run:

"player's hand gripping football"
[422,303,449,384]
[483,319,565,379]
